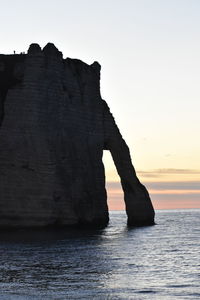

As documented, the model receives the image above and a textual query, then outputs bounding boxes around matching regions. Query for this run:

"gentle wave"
[0,209,199,299]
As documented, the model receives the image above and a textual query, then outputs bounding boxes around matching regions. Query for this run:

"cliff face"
[0,43,155,228]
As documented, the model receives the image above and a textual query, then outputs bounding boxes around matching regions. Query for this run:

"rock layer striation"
[0,43,155,228]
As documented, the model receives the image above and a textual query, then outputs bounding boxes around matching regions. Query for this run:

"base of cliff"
[0,216,109,230]
[127,217,155,227]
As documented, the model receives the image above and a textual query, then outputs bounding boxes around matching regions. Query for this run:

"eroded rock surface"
[0,43,155,228]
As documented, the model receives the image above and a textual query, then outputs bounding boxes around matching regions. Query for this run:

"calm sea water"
[0,209,199,300]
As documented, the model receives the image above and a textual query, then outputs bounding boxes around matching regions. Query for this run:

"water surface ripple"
[0,210,199,299]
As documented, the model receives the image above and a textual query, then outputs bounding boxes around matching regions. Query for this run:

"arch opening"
[103,150,125,212]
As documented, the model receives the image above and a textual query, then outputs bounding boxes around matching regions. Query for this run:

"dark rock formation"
[0,43,155,228]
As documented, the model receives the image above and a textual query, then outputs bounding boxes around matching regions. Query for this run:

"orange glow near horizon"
[108,196,200,211]
[151,199,200,210]
[103,152,200,211]
[106,182,200,211]
[149,190,200,195]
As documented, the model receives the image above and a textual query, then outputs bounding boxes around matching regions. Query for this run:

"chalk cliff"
[0,43,155,228]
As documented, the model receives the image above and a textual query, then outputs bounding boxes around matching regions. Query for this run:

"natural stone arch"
[0,43,154,228]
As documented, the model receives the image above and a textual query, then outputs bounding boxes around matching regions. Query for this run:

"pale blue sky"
[0,1,200,207]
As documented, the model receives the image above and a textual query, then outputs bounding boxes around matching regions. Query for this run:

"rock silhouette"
[0,43,155,228]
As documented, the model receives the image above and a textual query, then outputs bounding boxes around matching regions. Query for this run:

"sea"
[0,209,199,300]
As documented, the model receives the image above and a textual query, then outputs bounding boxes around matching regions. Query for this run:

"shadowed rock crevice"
[0,43,155,228]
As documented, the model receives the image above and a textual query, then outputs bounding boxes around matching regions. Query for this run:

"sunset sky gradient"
[0,0,199,210]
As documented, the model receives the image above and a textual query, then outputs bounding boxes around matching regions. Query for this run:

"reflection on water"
[0,210,199,299]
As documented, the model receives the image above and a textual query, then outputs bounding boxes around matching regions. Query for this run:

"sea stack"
[0,43,155,228]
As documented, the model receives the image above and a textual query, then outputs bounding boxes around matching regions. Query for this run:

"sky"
[0,0,199,210]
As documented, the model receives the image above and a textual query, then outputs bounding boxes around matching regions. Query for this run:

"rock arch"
[0,43,154,228]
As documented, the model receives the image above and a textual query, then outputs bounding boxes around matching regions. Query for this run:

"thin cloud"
[106,181,200,210]
[151,193,200,201]
[137,168,200,177]
[106,180,200,192]
[145,181,200,191]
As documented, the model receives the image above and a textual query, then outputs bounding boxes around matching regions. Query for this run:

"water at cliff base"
[0,209,199,299]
